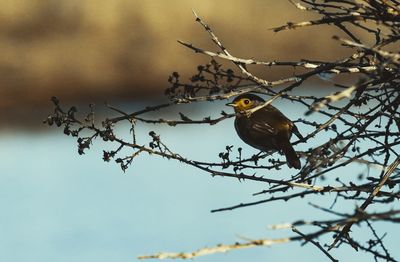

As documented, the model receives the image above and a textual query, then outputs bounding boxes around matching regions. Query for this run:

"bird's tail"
[280,138,301,169]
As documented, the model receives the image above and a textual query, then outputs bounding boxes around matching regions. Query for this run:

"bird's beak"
[225,102,236,107]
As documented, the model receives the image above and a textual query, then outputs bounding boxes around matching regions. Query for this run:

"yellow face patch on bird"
[226,98,256,111]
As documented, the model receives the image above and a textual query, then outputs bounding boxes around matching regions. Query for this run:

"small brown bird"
[226,93,302,169]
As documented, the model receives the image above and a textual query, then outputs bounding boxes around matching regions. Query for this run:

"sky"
[0,100,398,262]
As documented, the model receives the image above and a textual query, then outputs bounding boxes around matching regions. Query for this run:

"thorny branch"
[138,208,399,260]
[45,0,400,261]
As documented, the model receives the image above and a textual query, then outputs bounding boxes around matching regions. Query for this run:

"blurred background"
[1,1,396,262]
[0,0,357,127]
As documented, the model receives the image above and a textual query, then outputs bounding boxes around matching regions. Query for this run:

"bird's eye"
[243,99,250,105]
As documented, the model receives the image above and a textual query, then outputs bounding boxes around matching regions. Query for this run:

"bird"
[226,93,302,169]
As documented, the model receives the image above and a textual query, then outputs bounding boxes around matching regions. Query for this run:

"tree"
[45,1,400,261]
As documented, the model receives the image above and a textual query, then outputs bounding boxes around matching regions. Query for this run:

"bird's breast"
[234,116,277,151]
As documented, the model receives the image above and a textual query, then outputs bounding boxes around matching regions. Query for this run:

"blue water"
[0,100,398,261]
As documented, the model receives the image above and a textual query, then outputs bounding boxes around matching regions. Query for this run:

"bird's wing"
[250,121,278,136]
[292,124,304,140]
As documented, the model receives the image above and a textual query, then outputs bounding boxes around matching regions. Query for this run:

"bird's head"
[226,94,265,112]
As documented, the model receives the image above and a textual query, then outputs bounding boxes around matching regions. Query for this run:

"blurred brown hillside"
[0,1,361,127]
